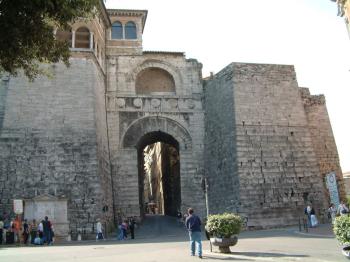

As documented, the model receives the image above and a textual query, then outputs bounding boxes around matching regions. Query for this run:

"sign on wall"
[325,172,340,207]
[13,199,23,214]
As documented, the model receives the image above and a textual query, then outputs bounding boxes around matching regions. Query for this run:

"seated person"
[34,233,43,245]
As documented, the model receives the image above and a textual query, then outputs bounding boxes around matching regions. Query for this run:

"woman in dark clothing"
[22,219,29,244]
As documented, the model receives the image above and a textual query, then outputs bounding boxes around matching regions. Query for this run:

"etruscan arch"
[122,116,192,151]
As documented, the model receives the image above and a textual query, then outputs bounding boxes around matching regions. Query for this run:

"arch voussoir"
[122,116,192,150]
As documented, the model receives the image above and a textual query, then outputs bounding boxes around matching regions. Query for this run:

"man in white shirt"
[96,219,104,241]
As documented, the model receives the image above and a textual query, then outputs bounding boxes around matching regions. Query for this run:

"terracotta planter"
[210,236,238,253]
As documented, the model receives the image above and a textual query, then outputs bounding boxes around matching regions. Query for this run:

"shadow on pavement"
[201,251,308,261]
[231,251,308,258]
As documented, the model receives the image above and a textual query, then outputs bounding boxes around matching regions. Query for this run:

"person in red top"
[13,215,22,244]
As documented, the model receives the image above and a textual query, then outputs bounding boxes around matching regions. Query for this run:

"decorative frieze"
[106,95,202,112]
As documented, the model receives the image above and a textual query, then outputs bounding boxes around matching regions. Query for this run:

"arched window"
[75,27,90,48]
[136,68,175,94]
[111,21,123,39]
[56,28,72,47]
[125,21,137,39]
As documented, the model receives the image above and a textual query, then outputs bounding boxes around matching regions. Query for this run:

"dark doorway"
[137,131,181,217]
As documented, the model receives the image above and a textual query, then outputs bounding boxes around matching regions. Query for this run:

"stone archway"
[122,116,192,151]
[116,116,194,219]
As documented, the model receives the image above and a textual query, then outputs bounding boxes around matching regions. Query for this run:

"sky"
[105,0,350,172]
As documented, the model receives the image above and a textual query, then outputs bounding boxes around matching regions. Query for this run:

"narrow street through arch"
[137,131,181,218]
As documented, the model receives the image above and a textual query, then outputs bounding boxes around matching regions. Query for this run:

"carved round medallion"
[151,99,161,108]
[187,99,195,109]
[116,98,125,108]
[168,99,178,109]
[133,98,143,108]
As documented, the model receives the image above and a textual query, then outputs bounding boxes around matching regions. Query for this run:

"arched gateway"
[118,116,196,218]
[122,116,192,150]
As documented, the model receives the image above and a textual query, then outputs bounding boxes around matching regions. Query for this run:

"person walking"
[304,205,313,227]
[328,203,337,224]
[96,219,104,241]
[13,215,22,244]
[42,216,52,245]
[129,217,135,239]
[22,219,29,244]
[121,220,128,240]
[185,208,202,259]
[117,222,124,240]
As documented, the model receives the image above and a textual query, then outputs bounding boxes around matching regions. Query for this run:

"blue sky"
[106,0,350,172]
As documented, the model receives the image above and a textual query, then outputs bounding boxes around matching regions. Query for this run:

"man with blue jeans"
[185,208,202,258]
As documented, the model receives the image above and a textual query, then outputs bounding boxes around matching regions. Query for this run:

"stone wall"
[204,63,328,228]
[0,56,112,234]
[301,88,345,202]
[93,58,114,229]
[203,67,239,215]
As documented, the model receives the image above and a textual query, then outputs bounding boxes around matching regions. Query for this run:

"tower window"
[125,21,137,39]
[75,27,90,48]
[111,21,123,39]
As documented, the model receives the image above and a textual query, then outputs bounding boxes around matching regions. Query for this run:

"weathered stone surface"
[0,58,113,234]
[204,63,341,228]
[0,6,344,231]
[301,88,345,202]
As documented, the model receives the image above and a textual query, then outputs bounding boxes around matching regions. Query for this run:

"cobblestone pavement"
[0,217,347,262]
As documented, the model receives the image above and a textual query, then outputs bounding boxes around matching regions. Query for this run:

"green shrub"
[333,215,350,245]
[205,213,243,238]
[347,196,350,207]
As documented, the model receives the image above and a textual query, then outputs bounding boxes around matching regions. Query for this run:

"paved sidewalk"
[0,223,347,262]
[292,223,335,237]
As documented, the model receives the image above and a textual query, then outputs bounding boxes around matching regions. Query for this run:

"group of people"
[304,205,318,227]
[0,215,54,245]
[95,217,136,241]
[304,201,350,228]
[117,218,136,240]
[328,201,349,223]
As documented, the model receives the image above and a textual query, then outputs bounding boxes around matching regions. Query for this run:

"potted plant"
[333,215,350,258]
[205,213,243,253]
